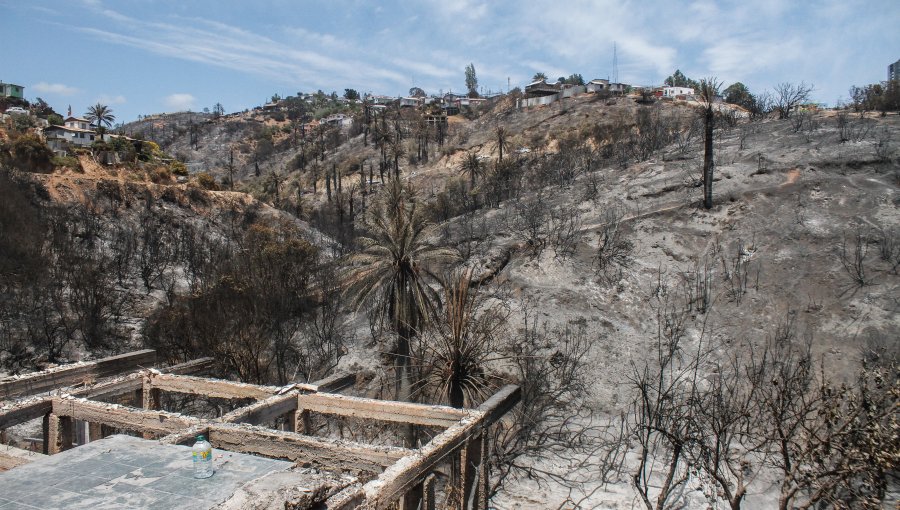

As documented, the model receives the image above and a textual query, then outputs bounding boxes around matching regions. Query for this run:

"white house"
[365,94,396,106]
[65,116,93,130]
[43,125,96,155]
[586,79,610,92]
[663,87,695,98]
[399,96,423,108]
[323,113,353,128]
[41,116,102,155]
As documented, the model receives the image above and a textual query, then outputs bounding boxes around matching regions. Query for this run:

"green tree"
[465,63,479,97]
[664,69,699,91]
[565,73,585,86]
[2,134,54,173]
[532,72,548,82]
[31,97,56,118]
[212,103,225,118]
[343,88,360,101]
[723,82,755,110]
[408,87,426,98]
[85,103,115,130]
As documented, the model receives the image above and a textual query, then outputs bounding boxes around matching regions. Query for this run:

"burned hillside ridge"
[3,93,899,508]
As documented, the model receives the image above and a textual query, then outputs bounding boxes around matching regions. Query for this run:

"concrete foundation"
[0,434,304,509]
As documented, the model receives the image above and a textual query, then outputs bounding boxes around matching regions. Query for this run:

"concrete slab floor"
[0,434,294,509]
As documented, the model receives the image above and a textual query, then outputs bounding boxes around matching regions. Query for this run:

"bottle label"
[193,450,211,460]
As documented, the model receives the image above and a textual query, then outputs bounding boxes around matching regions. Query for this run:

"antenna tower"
[612,42,619,84]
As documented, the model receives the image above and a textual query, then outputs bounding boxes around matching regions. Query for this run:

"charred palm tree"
[698,78,721,209]
[459,150,483,189]
[344,180,458,405]
[416,268,506,408]
[495,126,510,163]
[388,136,406,179]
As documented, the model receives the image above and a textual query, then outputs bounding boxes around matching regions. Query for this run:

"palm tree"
[532,72,548,82]
[85,103,115,134]
[698,78,722,210]
[459,150,483,188]
[417,269,505,408]
[344,180,458,403]
[388,136,406,179]
[495,126,510,163]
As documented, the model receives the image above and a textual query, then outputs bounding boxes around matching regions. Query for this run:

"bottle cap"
[197,435,205,441]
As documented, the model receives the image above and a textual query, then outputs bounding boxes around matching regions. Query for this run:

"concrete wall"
[561,86,586,98]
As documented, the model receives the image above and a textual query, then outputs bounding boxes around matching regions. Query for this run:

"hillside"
[5,94,900,508]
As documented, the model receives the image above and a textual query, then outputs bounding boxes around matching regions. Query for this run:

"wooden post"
[477,432,490,510]
[423,474,436,510]
[45,413,60,454]
[460,433,483,510]
[400,480,423,510]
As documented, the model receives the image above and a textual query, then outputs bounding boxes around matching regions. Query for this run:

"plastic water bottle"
[192,434,213,478]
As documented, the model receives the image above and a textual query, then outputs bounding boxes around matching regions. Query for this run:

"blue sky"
[2,0,897,123]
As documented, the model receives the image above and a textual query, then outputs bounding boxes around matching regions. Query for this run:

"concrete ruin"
[0,350,520,509]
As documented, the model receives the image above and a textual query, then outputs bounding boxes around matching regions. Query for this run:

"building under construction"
[0,350,519,509]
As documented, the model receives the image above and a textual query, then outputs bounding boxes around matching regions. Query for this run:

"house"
[0,81,25,99]
[399,96,423,108]
[40,116,108,155]
[323,113,353,128]
[524,79,561,98]
[365,94,396,106]
[586,79,610,93]
[456,97,487,107]
[663,86,695,99]
[65,116,93,130]
[43,125,97,155]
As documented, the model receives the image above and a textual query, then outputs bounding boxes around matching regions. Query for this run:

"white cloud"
[163,93,195,111]
[32,81,79,96]
[73,8,407,95]
[96,94,126,105]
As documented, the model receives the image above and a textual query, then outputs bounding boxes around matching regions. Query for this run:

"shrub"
[2,134,54,173]
[170,160,188,176]
[52,155,82,172]
[196,172,218,190]
[150,166,172,183]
